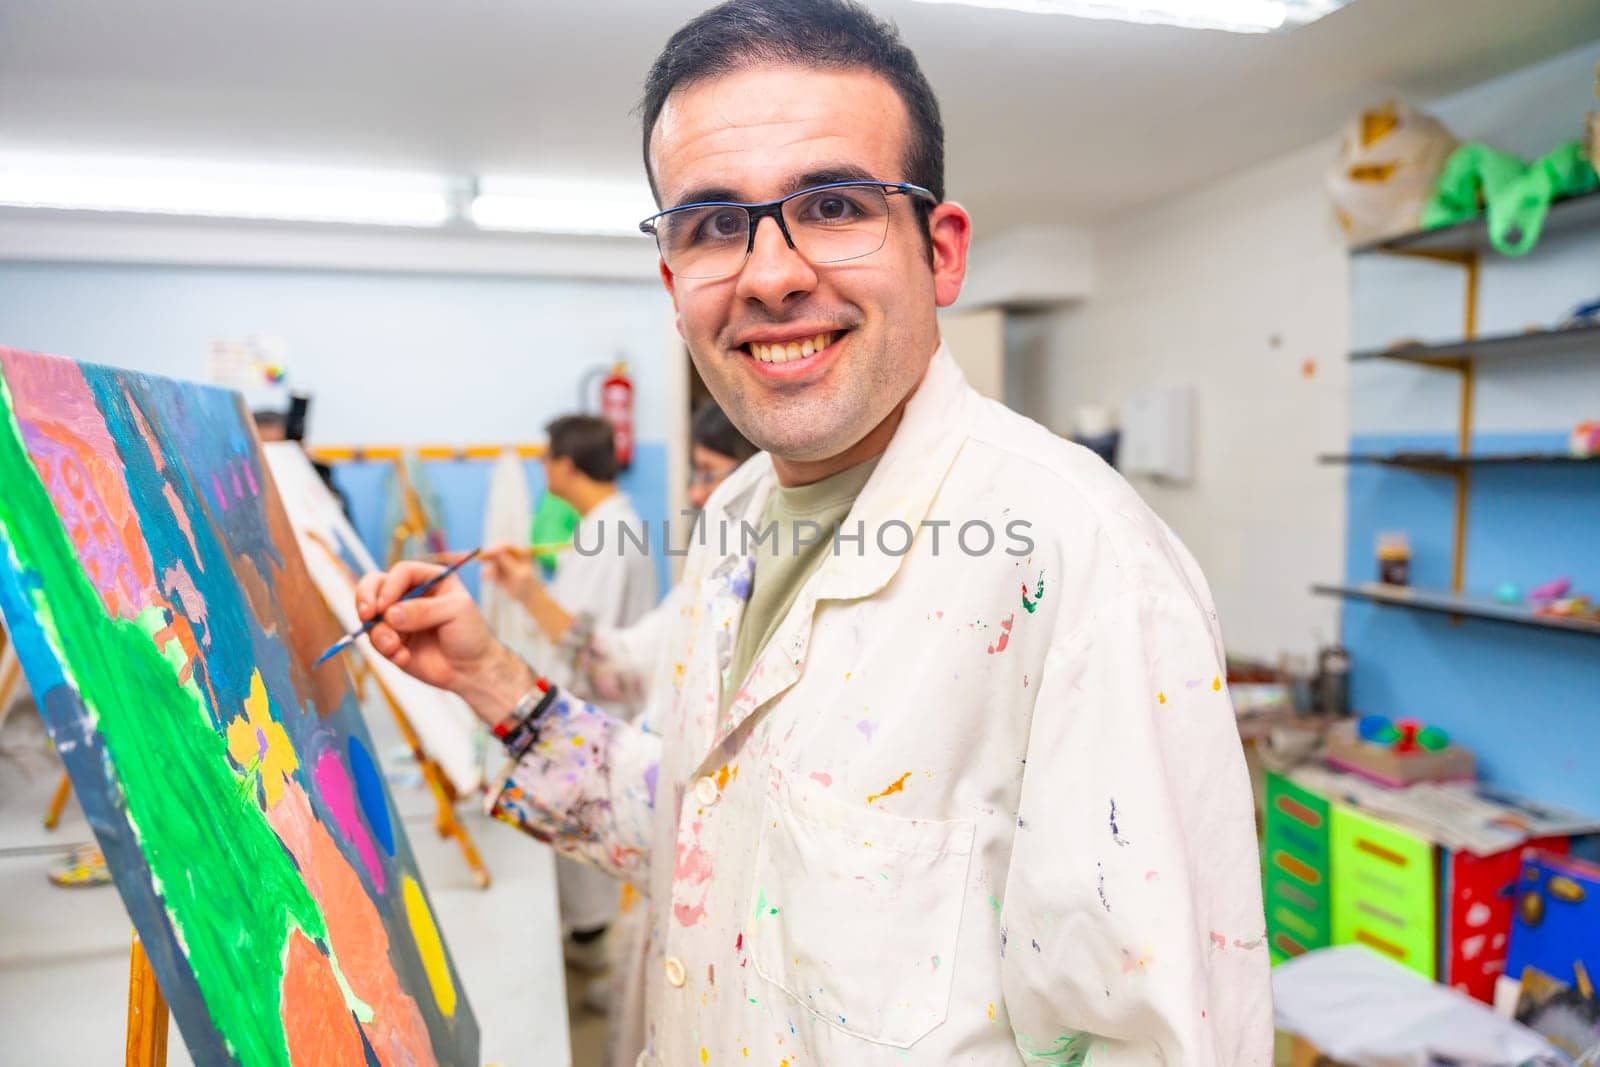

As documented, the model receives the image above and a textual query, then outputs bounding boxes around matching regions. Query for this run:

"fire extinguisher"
[600,361,634,470]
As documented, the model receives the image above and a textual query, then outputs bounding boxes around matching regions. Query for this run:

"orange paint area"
[281,930,366,1066]
[268,781,436,1066]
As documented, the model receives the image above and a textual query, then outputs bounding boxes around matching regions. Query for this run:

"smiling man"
[355,1,1271,1063]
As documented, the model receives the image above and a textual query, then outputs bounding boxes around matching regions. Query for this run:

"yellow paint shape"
[700,1047,709,1064]
[987,1001,996,1020]
[402,875,457,1017]
[1212,676,1222,691]
[1158,691,1167,705]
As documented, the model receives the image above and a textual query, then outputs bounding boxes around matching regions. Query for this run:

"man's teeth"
[748,332,837,363]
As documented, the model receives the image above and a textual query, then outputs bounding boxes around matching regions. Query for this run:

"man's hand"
[354,561,535,726]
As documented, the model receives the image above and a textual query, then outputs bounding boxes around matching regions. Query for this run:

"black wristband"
[498,685,558,761]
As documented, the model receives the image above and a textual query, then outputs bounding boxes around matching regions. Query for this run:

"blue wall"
[1343,431,1600,814]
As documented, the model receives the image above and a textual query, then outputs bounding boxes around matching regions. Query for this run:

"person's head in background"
[640,0,970,485]
[543,414,619,514]
[252,409,289,443]
[689,399,758,509]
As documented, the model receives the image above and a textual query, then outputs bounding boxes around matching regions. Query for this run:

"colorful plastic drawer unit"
[1264,772,1332,964]
[1331,803,1437,979]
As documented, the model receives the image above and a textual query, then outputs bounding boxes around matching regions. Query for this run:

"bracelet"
[494,678,557,760]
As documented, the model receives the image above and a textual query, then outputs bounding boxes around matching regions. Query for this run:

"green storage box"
[1264,772,1333,964]
[1329,802,1437,979]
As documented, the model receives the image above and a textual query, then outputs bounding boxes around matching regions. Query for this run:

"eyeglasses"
[640,180,937,281]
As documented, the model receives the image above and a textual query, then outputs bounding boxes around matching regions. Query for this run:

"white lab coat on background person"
[489,345,1272,1065]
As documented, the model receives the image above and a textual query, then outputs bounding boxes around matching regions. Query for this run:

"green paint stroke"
[0,377,326,1067]
[754,887,779,918]
[1022,1032,1093,1065]
[1022,572,1046,614]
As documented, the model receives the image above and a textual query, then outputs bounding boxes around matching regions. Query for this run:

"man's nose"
[734,214,817,309]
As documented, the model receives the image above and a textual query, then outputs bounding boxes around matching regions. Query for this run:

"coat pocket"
[748,775,976,1047]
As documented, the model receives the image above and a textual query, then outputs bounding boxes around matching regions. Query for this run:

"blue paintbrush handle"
[315,548,481,666]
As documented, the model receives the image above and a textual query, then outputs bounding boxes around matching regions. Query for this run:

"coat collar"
[691,344,974,767]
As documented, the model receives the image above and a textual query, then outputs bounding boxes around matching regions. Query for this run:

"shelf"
[1313,582,1600,638]
[1319,452,1600,473]
[1350,322,1600,366]
[1352,191,1600,257]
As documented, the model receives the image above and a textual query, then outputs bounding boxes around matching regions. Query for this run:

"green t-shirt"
[724,456,880,710]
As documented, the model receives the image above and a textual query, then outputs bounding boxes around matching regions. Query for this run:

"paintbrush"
[426,541,570,563]
[314,547,482,667]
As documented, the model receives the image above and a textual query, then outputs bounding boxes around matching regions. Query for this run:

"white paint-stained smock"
[490,345,1272,1065]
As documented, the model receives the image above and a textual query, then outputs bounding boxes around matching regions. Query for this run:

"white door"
[937,308,1006,401]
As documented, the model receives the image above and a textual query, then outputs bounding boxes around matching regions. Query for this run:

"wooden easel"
[126,932,168,1066]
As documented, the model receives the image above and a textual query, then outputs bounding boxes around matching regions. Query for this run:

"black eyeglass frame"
[638,180,939,277]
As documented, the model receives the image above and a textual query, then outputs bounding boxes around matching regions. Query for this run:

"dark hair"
[640,0,944,241]
[545,415,619,483]
[691,400,759,462]
[251,409,288,432]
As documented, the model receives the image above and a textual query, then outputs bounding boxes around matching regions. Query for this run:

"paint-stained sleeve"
[571,585,683,710]
[486,687,661,888]
[1000,591,1273,1066]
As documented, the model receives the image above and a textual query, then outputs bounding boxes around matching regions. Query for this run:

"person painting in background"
[497,414,658,980]
[483,399,755,1064]
[358,1,1271,1062]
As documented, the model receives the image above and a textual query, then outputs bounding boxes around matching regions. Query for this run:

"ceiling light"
[0,153,454,227]
[469,177,657,237]
[907,0,1351,33]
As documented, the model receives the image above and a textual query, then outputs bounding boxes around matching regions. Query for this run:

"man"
[516,414,659,972]
[357,2,1271,1062]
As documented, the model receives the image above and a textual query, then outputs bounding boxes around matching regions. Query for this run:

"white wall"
[1023,39,1600,661]
[1024,142,1350,659]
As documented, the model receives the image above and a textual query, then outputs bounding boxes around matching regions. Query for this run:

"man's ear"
[927,201,972,309]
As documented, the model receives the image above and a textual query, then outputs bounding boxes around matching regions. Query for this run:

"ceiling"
[2,0,1598,230]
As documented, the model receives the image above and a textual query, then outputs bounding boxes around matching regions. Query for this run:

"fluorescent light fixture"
[0,152,453,227]
[907,0,1351,33]
[470,177,657,237]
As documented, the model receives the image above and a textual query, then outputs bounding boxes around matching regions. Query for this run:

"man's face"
[650,65,969,467]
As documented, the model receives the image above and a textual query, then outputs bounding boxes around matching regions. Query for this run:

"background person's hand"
[480,543,540,606]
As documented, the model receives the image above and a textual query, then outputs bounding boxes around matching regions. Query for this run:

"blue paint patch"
[348,734,395,856]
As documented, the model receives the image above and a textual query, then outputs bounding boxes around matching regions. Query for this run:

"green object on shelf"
[1416,725,1450,752]
[529,491,579,579]
[1374,722,1401,744]
[1422,141,1600,256]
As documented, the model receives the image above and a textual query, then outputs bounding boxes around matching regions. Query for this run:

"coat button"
[664,955,687,988]
[694,776,720,806]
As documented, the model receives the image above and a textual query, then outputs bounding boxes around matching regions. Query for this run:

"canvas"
[262,441,484,795]
[0,347,478,1066]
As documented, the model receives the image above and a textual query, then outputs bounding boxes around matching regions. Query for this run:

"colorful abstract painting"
[0,348,478,1066]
